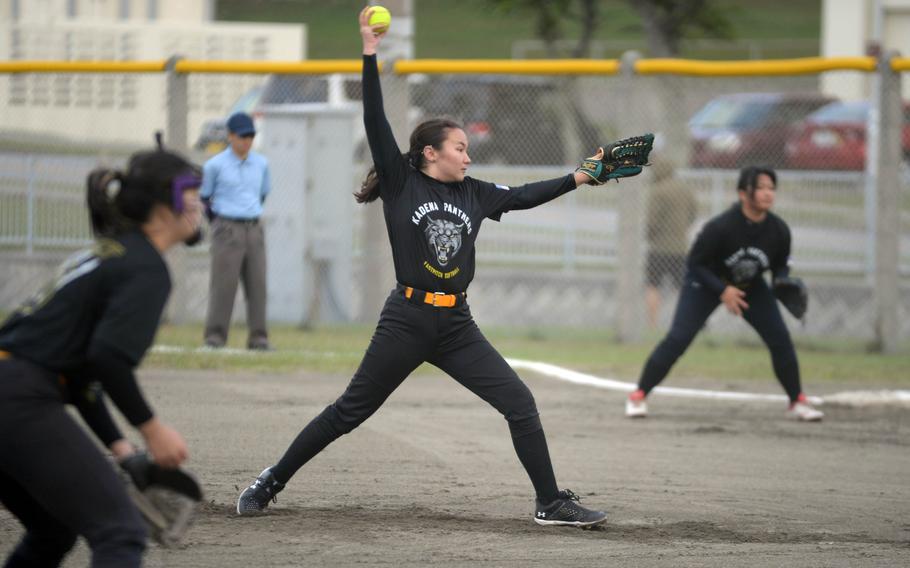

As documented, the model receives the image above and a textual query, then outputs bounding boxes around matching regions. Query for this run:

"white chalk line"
[505,358,910,408]
[151,345,910,408]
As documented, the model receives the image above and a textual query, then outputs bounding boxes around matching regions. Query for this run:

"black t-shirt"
[362,54,577,293]
[687,203,791,295]
[0,231,170,370]
[0,231,171,423]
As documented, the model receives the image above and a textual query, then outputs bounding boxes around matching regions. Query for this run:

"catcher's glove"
[119,452,203,548]
[773,276,808,320]
[576,133,654,185]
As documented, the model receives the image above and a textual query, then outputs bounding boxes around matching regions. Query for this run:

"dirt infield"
[2,367,909,567]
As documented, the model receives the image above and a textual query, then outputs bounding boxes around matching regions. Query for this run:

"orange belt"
[403,286,464,308]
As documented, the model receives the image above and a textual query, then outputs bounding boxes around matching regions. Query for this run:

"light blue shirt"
[201,148,271,219]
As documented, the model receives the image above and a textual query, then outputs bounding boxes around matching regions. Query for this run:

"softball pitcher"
[236,7,650,529]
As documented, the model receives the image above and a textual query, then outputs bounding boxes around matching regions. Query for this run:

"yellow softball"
[368,5,391,34]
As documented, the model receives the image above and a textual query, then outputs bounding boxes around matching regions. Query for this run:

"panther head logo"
[424,215,465,267]
[730,258,761,284]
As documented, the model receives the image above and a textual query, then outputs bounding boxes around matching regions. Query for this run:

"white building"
[0,0,305,147]
[1,0,214,22]
[822,0,910,99]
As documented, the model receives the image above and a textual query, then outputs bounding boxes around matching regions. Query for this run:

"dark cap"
[227,112,256,136]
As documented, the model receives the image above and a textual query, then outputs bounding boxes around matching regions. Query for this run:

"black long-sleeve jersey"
[362,54,577,293]
[0,230,171,426]
[687,203,792,296]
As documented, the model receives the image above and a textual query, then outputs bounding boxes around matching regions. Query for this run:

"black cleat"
[534,489,607,528]
[237,467,285,515]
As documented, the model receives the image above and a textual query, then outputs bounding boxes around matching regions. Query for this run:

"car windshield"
[413,79,495,122]
[809,102,868,123]
[690,99,777,129]
[230,86,263,114]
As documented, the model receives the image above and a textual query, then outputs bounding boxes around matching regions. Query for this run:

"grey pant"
[204,217,268,347]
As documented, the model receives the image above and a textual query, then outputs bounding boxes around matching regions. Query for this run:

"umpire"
[626,166,824,422]
[202,111,272,350]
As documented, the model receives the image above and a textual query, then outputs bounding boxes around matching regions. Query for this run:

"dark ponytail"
[86,147,199,237]
[87,168,130,237]
[354,118,462,204]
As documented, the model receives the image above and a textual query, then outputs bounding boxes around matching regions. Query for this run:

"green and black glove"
[576,133,654,185]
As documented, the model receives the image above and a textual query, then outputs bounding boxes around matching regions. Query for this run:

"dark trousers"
[0,359,146,568]
[638,274,803,402]
[273,289,559,502]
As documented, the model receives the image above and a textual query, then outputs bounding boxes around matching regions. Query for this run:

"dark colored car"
[411,75,600,165]
[264,73,604,166]
[784,100,910,170]
[688,92,836,169]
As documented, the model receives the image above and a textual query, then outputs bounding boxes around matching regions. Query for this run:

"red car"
[784,100,910,170]
[688,92,835,169]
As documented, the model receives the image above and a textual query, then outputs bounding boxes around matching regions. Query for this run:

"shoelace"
[252,476,280,504]
[560,489,582,502]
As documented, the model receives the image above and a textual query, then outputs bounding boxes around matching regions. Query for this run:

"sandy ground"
[2,367,909,567]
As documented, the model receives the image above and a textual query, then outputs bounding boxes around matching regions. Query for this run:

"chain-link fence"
[1,58,908,349]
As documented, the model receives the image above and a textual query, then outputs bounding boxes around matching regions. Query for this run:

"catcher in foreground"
[0,143,201,567]
[626,166,824,422]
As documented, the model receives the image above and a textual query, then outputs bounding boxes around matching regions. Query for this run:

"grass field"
[216,0,822,59]
[148,323,910,386]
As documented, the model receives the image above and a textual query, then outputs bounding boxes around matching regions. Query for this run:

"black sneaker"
[237,467,285,515]
[534,489,607,528]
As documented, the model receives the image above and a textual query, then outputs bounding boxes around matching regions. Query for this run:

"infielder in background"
[202,111,272,350]
[626,166,824,421]
[234,7,655,528]
[0,146,199,567]
[644,162,697,329]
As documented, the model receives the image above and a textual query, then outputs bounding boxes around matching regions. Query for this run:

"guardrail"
[2,55,908,75]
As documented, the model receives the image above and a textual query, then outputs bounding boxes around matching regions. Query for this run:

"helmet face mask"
[170,171,204,246]
[171,172,203,213]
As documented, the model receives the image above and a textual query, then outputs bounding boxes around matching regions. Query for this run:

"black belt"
[397,284,465,308]
[0,350,68,388]
[218,215,259,224]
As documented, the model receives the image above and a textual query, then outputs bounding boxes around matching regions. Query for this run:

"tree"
[486,0,596,58]
[629,0,733,57]
[485,0,733,58]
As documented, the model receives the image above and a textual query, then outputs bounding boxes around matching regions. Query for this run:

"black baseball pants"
[637,274,803,401]
[0,358,146,568]
[272,288,560,503]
